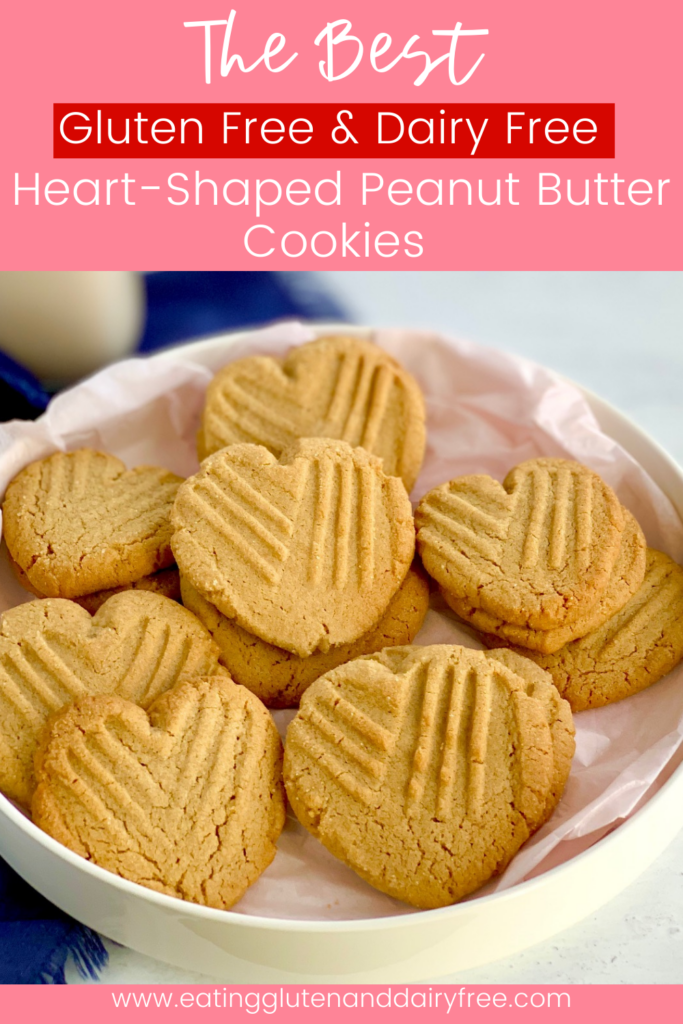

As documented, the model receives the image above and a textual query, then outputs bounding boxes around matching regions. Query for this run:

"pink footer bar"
[0,984,680,1018]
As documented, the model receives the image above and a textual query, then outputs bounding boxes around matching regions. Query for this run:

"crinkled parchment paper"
[1,321,682,921]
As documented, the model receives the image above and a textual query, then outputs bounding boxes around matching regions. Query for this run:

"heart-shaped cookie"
[0,591,223,806]
[442,511,646,653]
[3,449,182,599]
[180,564,430,708]
[172,438,416,657]
[33,676,285,910]
[416,458,625,630]
[198,336,426,491]
[489,549,683,710]
[284,644,574,908]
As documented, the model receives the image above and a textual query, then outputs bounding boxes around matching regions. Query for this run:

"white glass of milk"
[0,271,145,382]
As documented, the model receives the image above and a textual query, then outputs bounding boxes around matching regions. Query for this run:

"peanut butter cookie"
[172,438,415,658]
[416,458,625,631]
[198,336,426,491]
[33,676,285,910]
[284,644,574,908]
[3,449,181,599]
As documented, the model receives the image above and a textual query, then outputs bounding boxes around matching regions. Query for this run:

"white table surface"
[71,270,683,985]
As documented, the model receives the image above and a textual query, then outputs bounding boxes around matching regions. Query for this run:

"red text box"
[53,103,615,159]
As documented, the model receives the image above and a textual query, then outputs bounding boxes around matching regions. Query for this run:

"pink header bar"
[1,0,681,268]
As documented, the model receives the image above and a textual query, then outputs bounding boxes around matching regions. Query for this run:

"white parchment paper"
[1,321,682,921]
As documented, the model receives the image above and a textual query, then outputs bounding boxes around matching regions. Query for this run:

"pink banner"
[0,984,681,1017]
[1,0,681,269]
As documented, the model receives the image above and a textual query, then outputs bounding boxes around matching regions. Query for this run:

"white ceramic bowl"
[1,327,682,983]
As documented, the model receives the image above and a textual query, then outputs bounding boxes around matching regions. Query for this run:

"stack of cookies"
[0,590,226,806]
[175,334,431,707]
[172,437,425,706]
[416,457,683,710]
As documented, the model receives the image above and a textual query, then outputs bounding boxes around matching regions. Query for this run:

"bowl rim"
[1,322,682,935]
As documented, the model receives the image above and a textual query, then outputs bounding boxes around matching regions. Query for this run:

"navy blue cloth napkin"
[0,270,346,983]
[0,350,51,420]
[139,270,344,351]
[0,862,107,984]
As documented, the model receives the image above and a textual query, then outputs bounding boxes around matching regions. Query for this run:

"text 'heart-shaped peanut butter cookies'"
[172,438,416,657]
[198,336,427,491]
[416,458,625,630]
[3,449,182,599]
[284,645,574,909]
[0,592,223,806]
[33,677,286,910]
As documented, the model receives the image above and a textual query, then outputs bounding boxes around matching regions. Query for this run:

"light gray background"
[74,271,683,985]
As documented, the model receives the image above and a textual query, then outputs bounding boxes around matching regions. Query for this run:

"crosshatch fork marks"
[217,378,299,450]
[42,451,71,514]
[307,458,378,590]
[0,642,85,719]
[516,464,595,575]
[340,355,385,445]
[211,462,295,535]
[308,458,353,589]
[420,507,500,561]
[405,659,447,813]
[118,621,172,703]
[209,392,272,447]
[102,473,175,522]
[519,465,593,574]
[0,655,50,725]
[324,352,399,457]
[183,490,285,586]
[64,744,175,859]
[38,451,175,526]
[466,667,492,818]
[56,695,262,862]
[24,635,88,701]
[406,662,493,820]
[202,478,290,561]
[599,561,681,658]
[521,467,551,569]
[293,679,405,806]
[309,457,335,586]
[548,463,571,569]
[300,705,386,780]
[181,459,308,588]
[316,685,394,752]
[360,364,395,451]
